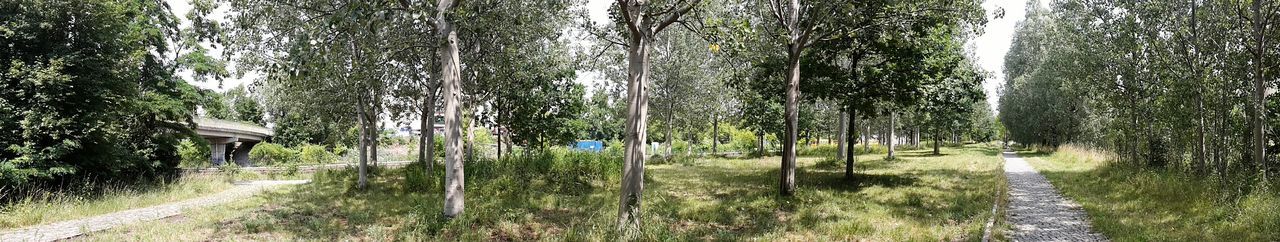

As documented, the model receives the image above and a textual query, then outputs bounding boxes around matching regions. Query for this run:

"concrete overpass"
[195,117,273,166]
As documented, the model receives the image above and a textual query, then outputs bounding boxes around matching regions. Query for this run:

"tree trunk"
[616,13,653,232]
[933,129,941,155]
[712,113,719,155]
[758,132,766,156]
[887,112,896,160]
[913,126,920,149]
[666,102,674,158]
[419,91,433,170]
[357,103,369,189]
[437,0,465,218]
[369,120,379,167]
[425,91,437,174]
[862,121,869,153]
[1251,0,1268,181]
[780,44,801,196]
[837,111,847,161]
[845,109,857,180]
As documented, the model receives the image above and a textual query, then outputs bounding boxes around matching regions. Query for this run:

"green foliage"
[0,0,199,187]
[297,144,337,164]
[177,139,211,168]
[248,143,297,166]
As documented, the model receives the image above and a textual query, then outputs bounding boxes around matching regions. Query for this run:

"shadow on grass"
[193,145,1005,240]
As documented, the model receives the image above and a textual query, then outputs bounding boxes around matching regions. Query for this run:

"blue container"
[574,140,604,152]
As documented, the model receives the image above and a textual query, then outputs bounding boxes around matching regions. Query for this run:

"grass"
[1023,145,1280,241]
[72,144,1005,240]
[0,176,234,229]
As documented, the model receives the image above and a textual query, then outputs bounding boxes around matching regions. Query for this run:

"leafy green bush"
[248,142,297,166]
[796,144,838,157]
[298,144,337,164]
[177,139,211,168]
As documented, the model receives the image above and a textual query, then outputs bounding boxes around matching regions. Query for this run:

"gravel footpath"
[0,180,308,242]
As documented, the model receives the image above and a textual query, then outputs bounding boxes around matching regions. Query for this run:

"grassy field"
[71,145,1004,241]
[1023,146,1280,241]
[0,176,234,229]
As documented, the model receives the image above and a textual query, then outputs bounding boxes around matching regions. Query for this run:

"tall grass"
[0,176,233,229]
[1028,145,1280,241]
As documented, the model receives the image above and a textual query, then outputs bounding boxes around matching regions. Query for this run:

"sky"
[169,0,1030,122]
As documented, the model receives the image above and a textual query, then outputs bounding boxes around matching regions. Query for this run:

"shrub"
[248,142,297,166]
[177,139,211,168]
[298,144,337,164]
[797,144,838,158]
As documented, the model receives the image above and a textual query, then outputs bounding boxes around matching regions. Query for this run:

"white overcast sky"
[170,0,1028,116]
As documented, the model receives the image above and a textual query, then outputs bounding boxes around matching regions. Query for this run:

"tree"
[602,0,703,233]
[1,0,205,187]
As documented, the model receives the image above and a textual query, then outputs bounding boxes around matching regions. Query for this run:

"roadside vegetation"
[0,176,233,229]
[73,145,1003,241]
[1022,145,1280,241]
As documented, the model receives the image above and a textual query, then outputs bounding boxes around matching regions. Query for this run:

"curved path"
[1003,151,1107,242]
[0,180,308,242]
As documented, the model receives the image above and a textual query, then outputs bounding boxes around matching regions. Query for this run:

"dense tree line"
[999,1,1279,182]
[1,0,220,188]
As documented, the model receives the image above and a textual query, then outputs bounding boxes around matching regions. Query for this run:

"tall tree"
[603,0,703,233]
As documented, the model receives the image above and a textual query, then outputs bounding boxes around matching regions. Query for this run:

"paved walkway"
[1003,151,1107,242]
[0,180,309,242]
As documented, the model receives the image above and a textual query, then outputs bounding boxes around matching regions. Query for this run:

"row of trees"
[999,1,1279,182]
[223,0,996,233]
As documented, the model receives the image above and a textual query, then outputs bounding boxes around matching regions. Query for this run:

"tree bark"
[370,120,379,167]
[357,102,369,189]
[837,111,847,161]
[712,113,719,155]
[845,109,857,180]
[863,121,869,153]
[425,90,437,174]
[887,112,896,160]
[1251,0,1268,181]
[666,102,674,158]
[438,0,465,218]
[933,128,941,155]
[617,8,652,232]
[424,90,440,167]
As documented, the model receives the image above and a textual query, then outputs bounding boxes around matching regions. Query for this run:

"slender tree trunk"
[1251,0,1268,181]
[666,102,674,158]
[425,91,437,174]
[780,46,801,196]
[712,113,719,155]
[437,0,465,218]
[887,112,897,160]
[863,121,869,153]
[357,103,369,189]
[758,133,766,156]
[837,111,847,161]
[616,16,653,232]
[370,119,379,167]
[913,126,920,149]
[419,92,431,167]
[933,129,941,155]
[845,109,857,180]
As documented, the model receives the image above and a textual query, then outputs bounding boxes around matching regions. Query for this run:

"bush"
[248,142,297,166]
[298,144,337,164]
[177,139,211,168]
[797,144,838,158]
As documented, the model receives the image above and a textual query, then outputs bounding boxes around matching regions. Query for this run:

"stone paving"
[1003,151,1108,242]
[0,180,309,242]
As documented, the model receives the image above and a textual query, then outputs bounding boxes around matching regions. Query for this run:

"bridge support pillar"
[233,141,258,167]
[207,137,238,166]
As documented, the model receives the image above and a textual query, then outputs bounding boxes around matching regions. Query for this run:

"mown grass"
[75,144,1004,241]
[1024,145,1280,241]
[0,176,233,229]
